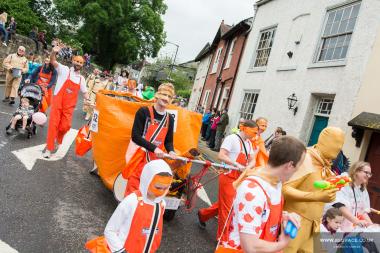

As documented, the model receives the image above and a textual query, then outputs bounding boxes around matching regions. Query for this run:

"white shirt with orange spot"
[225,176,282,249]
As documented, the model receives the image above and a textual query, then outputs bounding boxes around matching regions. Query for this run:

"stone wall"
[0,34,48,76]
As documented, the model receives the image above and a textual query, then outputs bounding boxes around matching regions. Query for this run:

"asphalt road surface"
[0,88,219,253]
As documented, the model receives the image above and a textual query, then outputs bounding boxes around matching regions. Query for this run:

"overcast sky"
[158,0,255,63]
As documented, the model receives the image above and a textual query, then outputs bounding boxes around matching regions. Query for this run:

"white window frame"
[218,87,230,110]
[211,47,223,74]
[202,90,211,110]
[250,26,277,69]
[315,97,335,116]
[239,90,260,120]
[224,39,236,69]
[213,86,221,108]
[315,1,361,63]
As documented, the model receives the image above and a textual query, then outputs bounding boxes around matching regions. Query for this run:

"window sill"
[307,60,347,69]
[277,66,297,72]
[247,66,267,73]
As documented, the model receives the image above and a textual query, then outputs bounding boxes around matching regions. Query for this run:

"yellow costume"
[283,127,345,253]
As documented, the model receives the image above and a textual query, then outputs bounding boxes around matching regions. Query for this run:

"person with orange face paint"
[251,117,269,167]
[123,83,177,195]
[85,159,173,253]
[42,45,89,158]
[198,120,259,242]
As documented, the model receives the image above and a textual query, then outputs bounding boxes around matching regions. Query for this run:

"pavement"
[0,87,220,253]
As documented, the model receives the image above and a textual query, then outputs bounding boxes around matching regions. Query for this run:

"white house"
[188,43,212,111]
[228,0,380,217]
[229,0,380,144]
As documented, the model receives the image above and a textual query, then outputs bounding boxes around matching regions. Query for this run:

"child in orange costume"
[85,159,173,253]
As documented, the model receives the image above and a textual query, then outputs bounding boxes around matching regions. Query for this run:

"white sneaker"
[2,42,7,47]
[43,150,51,158]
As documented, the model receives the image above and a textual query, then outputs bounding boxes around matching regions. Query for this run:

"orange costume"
[216,171,284,253]
[46,71,83,151]
[199,134,255,241]
[123,106,170,195]
[37,67,53,112]
[86,160,173,253]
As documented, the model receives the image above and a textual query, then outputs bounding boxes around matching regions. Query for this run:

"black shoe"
[2,97,9,102]
[9,100,15,105]
[197,211,206,229]
[211,148,220,152]
[6,128,14,135]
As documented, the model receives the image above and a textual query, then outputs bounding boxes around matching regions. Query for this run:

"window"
[316,2,361,62]
[239,90,260,120]
[224,39,236,69]
[219,88,230,110]
[202,90,211,109]
[316,98,334,116]
[211,47,223,73]
[213,87,221,108]
[252,27,277,68]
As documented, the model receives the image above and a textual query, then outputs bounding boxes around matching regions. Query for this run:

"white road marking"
[0,240,18,253]
[12,128,78,170]
[0,111,12,116]
[196,185,212,206]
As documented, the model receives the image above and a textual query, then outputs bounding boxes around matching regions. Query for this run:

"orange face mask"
[240,126,259,139]
[148,175,173,197]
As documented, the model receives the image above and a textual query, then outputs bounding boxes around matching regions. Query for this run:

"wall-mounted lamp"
[287,93,298,115]
[287,51,293,58]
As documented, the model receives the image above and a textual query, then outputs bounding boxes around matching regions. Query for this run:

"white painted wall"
[229,0,380,145]
[188,54,212,111]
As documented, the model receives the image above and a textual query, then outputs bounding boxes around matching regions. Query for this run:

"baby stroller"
[5,84,43,138]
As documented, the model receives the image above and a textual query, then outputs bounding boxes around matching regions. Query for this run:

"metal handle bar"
[163,154,240,171]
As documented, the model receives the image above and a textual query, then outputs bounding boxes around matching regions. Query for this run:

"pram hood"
[20,84,42,102]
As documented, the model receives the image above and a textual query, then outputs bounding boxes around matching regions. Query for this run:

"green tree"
[55,0,167,69]
[0,0,50,37]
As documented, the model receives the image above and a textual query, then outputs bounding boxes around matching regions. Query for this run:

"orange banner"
[92,90,202,190]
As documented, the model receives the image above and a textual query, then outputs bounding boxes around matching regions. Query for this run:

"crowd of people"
[1,12,379,253]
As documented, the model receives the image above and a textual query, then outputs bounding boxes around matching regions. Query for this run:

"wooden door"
[366,132,380,223]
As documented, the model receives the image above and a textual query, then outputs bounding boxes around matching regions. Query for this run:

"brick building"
[197,18,252,112]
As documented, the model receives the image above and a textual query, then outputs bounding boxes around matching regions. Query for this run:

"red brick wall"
[198,32,247,111]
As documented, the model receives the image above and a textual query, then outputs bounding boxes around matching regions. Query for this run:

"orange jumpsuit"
[125,107,169,195]
[199,138,251,241]
[46,72,82,151]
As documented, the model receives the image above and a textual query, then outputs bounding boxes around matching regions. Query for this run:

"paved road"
[0,89,219,253]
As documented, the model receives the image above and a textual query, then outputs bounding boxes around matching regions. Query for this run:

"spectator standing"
[205,108,217,141]
[2,46,28,104]
[38,30,48,51]
[29,27,39,52]
[208,111,220,149]
[201,109,211,139]
[6,17,16,42]
[265,127,286,152]
[0,12,8,46]
[213,108,229,152]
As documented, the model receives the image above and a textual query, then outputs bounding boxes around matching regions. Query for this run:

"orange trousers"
[125,162,145,196]
[199,173,236,241]
[46,103,75,151]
